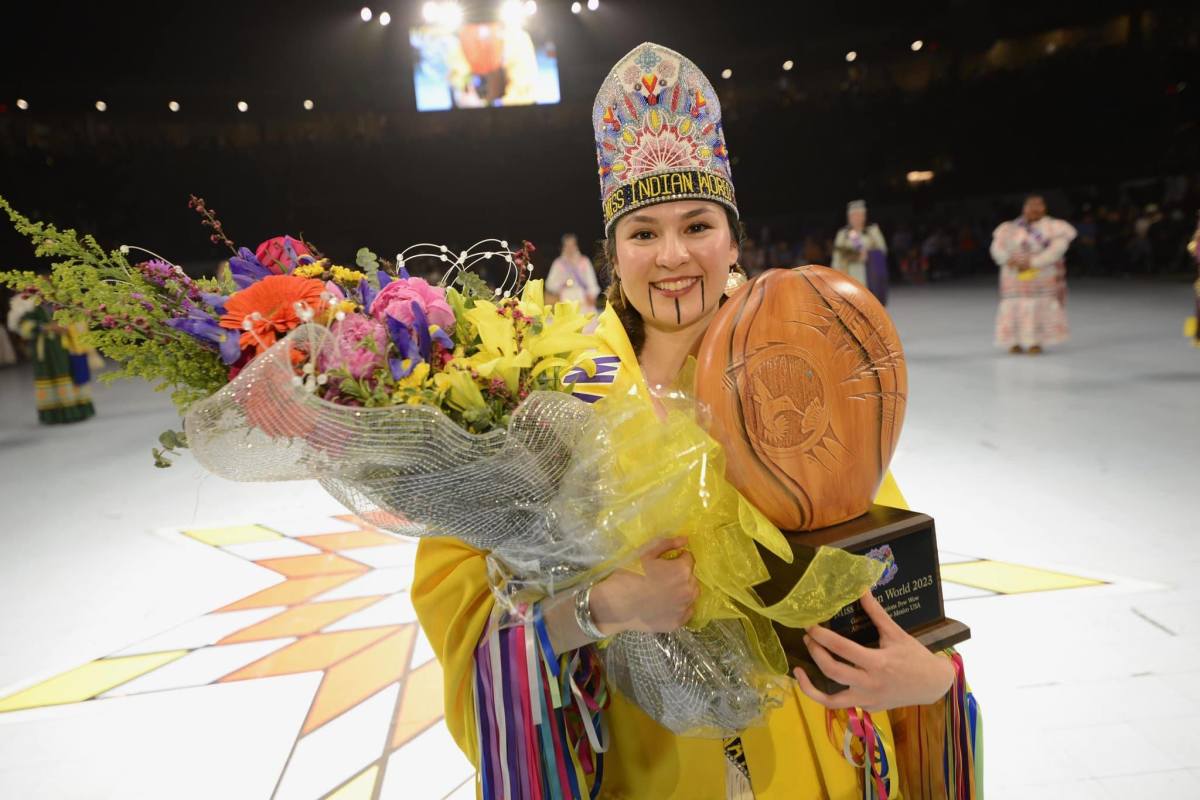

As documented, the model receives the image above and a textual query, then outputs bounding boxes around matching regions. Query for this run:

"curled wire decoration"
[396,238,536,298]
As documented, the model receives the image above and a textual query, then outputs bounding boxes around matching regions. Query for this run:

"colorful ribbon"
[474,603,610,800]
[824,648,982,800]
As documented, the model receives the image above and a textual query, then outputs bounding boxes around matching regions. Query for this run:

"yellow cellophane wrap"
[587,366,884,678]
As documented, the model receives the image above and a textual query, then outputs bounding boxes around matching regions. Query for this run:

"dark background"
[1,0,1197,280]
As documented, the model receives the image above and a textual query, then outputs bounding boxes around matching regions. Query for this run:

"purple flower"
[166,299,242,364]
[200,292,229,315]
[229,247,272,289]
[409,300,432,363]
[383,314,422,379]
[359,278,378,316]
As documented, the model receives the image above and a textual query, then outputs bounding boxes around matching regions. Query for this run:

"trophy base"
[754,505,972,695]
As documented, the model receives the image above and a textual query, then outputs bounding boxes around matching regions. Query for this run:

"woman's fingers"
[805,624,877,669]
[804,634,867,687]
[640,536,687,560]
[859,591,903,639]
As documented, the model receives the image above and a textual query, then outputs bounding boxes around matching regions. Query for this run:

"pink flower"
[319,315,389,379]
[369,277,455,332]
[255,236,312,275]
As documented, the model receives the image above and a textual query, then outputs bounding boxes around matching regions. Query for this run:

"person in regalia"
[832,200,889,304]
[413,43,979,799]
[1187,212,1200,347]
[546,233,601,314]
[990,194,1076,354]
[6,293,96,424]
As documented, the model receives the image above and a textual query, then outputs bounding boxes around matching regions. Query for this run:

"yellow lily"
[525,302,597,359]
[518,278,547,318]
[464,300,517,358]
[433,367,488,413]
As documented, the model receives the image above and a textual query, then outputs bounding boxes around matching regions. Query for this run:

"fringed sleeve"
[411,537,495,765]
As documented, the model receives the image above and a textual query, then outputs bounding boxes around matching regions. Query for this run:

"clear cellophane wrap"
[185,323,882,736]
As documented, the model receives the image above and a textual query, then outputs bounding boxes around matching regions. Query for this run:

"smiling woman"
[602,201,743,388]
[412,42,977,800]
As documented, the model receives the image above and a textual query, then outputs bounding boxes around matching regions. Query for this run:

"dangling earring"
[610,271,626,306]
[724,264,748,297]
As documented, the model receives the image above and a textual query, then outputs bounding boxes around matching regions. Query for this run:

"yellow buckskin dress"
[413,305,969,799]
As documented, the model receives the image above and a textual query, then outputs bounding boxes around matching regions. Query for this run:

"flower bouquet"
[1,196,884,797]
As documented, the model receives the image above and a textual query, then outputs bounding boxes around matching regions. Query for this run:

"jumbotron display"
[410,19,561,111]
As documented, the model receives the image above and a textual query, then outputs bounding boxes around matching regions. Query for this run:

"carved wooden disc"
[695,266,907,531]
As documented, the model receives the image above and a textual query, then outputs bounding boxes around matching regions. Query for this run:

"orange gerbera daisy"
[220,274,327,355]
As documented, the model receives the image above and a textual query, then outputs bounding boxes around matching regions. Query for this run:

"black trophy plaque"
[754,504,971,694]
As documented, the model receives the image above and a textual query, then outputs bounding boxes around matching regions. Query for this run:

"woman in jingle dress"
[414,43,976,799]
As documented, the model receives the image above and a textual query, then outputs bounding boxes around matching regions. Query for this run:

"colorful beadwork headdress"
[593,42,738,235]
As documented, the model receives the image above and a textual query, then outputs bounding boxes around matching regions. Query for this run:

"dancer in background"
[545,233,601,314]
[1187,212,1200,347]
[6,293,96,423]
[832,200,889,303]
[990,194,1076,354]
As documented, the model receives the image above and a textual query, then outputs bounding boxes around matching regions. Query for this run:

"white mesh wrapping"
[184,323,778,734]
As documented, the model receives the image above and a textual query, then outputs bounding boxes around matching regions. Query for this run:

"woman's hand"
[793,591,955,712]
[589,536,699,636]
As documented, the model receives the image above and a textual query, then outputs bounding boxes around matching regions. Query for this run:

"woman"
[832,200,888,303]
[414,43,969,799]
[1187,212,1199,347]
[7,293,96,424]
[990,195,1075,354]
[546,233,602,314]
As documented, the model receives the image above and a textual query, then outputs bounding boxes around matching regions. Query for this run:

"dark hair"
[595,205,746,354]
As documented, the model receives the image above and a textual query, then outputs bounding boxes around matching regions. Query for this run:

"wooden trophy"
[695,266,969,693]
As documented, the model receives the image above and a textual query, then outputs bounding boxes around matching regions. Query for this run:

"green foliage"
[0,195,229,413]
[152,429,189,468]
[355,247,381,288]
[452,270,494,305]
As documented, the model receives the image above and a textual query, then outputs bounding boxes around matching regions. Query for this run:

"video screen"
[410,22,561,111]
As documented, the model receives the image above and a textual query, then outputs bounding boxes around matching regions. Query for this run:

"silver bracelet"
[574,584,607,641]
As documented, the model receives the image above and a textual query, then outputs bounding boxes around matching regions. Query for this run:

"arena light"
[95,100,107,112]
[361,6,373,22]
[571,1,581,12]
[237,100,249,113]
[906,170,935,185]
[303,99,314,110]
[16,98,29,110]
[379,11,391,25]
[911,40,924,52]
[845,50,858,63]
[721,68,732,79]
[168,100,180,112]
[524,1,537,15]
[782,59,794,71]
[587,0,599,9]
